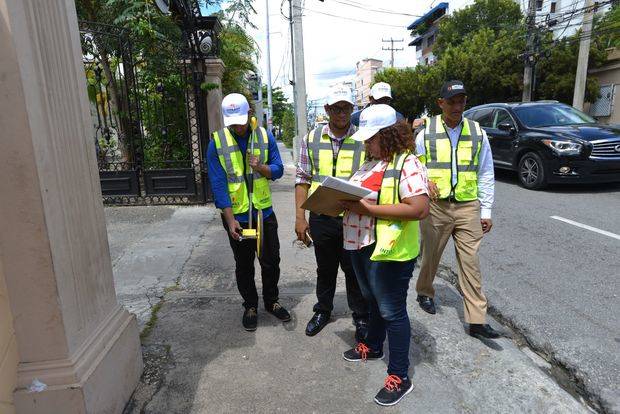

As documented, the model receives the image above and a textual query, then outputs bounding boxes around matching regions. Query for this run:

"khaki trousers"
[416,199,488,324]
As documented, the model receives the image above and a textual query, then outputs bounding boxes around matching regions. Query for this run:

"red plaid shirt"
[295,123,357,185]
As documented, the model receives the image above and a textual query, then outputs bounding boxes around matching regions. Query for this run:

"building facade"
[533,0,615,39]
[587,47,620,125]
[530,0,618,123]
[355,58,383,108]
[407,2,448,67]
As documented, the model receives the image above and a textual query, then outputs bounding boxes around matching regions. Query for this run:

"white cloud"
[247,0,475,104]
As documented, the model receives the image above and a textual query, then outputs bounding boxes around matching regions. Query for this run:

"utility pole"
[251,74,264,126]
[382,38,404,68]
[573,0,594,110]
[522,0,537,102]
[290,0,308,163]
[265,0,273,133]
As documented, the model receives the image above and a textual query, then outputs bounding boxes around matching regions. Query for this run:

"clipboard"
[301,177,371,217]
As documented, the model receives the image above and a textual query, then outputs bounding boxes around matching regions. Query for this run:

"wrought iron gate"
[79,21,212,205]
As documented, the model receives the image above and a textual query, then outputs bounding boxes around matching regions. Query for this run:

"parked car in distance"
[463,102,620,189]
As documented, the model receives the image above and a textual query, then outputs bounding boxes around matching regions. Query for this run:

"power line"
[293,5,409,27]
[312,69,356,76]
[326,0,422,17]
[271,23,290,88]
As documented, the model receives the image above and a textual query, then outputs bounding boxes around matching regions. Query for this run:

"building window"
[427,34,435,46]
[550,1,557,13]
[425,57,429,65]
[536,0,543,11]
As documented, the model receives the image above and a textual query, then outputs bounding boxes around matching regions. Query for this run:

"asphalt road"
[439,168,620,412]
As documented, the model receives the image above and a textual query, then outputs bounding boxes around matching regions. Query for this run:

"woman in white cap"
[340,104,430,406]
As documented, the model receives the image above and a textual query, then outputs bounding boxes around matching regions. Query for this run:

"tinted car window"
[464,110,478,120]
[493,109,515,128]
[513,104,596,127]
[472,108,494,127]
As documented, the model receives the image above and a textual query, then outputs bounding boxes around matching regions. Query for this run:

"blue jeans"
[350,244,416,379]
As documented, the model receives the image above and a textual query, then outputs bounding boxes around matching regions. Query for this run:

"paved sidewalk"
[107,144,592,413]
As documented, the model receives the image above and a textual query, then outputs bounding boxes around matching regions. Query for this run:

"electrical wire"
[271,23,291,88]
[293,5,411,27]
[326,0,422,17]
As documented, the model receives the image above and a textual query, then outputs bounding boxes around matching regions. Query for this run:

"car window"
[513,104,596,127]
[473,108,494,128]
[464,110,477,120]
[493,109,515,128]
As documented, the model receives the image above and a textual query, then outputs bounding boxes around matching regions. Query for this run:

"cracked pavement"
[106,144,599,414]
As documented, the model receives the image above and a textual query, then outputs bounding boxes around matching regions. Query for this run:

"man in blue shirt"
[207,93,290,331]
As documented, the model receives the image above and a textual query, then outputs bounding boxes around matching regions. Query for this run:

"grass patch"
[140,301,163,341]
[140,278,182,341]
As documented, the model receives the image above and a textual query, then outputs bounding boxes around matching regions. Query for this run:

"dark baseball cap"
[440,80,467,99]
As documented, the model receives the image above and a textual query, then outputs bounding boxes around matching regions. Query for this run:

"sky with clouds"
[246,0,476,106]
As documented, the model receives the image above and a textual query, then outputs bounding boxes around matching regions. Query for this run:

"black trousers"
[222,213,280,310]
[309,213,368,320]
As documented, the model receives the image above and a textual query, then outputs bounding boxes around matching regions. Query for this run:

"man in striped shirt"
[294,85,369,339]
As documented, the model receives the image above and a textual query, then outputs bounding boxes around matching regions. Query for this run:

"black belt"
[440,195,474,204]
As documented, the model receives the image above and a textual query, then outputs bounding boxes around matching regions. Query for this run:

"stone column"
[0,1,142,413]
[205,58,226,134]
[0,261,18,414]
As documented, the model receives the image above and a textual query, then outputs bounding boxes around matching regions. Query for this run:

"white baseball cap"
[326,84,353,105]
[350,104,397,142]
[222,93,250,127]
[370,82,392,100]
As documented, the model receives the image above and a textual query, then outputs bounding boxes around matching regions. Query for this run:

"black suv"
[463,102,620,189]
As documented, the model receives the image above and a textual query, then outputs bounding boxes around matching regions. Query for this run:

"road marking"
[550,216,620,241]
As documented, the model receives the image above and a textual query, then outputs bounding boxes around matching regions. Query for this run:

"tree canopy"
[376,1,620,118]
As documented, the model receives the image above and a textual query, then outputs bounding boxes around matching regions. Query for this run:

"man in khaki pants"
[414,80,501,340]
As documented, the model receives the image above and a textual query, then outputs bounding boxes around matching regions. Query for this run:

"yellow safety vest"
[212,127,272,214]
[307,125,365,197]
[371,153,420,262]
[421,115,482,201]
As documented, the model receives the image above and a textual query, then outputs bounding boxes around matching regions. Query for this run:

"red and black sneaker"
[342,342,383,362]
[374,374,414,406]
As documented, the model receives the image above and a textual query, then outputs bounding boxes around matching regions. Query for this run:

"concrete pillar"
[0,1,143,413]
[0,261,18,414]
[205,58,226,134]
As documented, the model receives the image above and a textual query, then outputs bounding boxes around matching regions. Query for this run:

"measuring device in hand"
[240,116,264,258]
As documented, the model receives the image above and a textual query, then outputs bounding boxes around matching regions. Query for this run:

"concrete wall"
[0,258,17,414]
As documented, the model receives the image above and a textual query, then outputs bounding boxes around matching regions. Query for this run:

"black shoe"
[343,342,383,362]
[374,375,414,406]
[354,319,369,343]
[305,312,330,336]
[267,302,291,322]
[468,324,502,339]
[242,307,257,331]
[416,295,436,314]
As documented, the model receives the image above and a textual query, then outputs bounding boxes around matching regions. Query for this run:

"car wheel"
[518,152,547,190]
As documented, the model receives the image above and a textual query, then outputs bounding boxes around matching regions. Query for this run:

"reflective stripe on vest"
[371,153,420,262]
[422,115,482,201]
[307,126,365,197]
[212,126,272,214]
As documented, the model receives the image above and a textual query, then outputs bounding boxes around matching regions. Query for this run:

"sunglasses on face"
[329,105,352,115]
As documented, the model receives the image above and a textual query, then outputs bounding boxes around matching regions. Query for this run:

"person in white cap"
[295,84,369,339]
[207,93,290,331]
[351,82,404,127]
[339,104,429,407]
